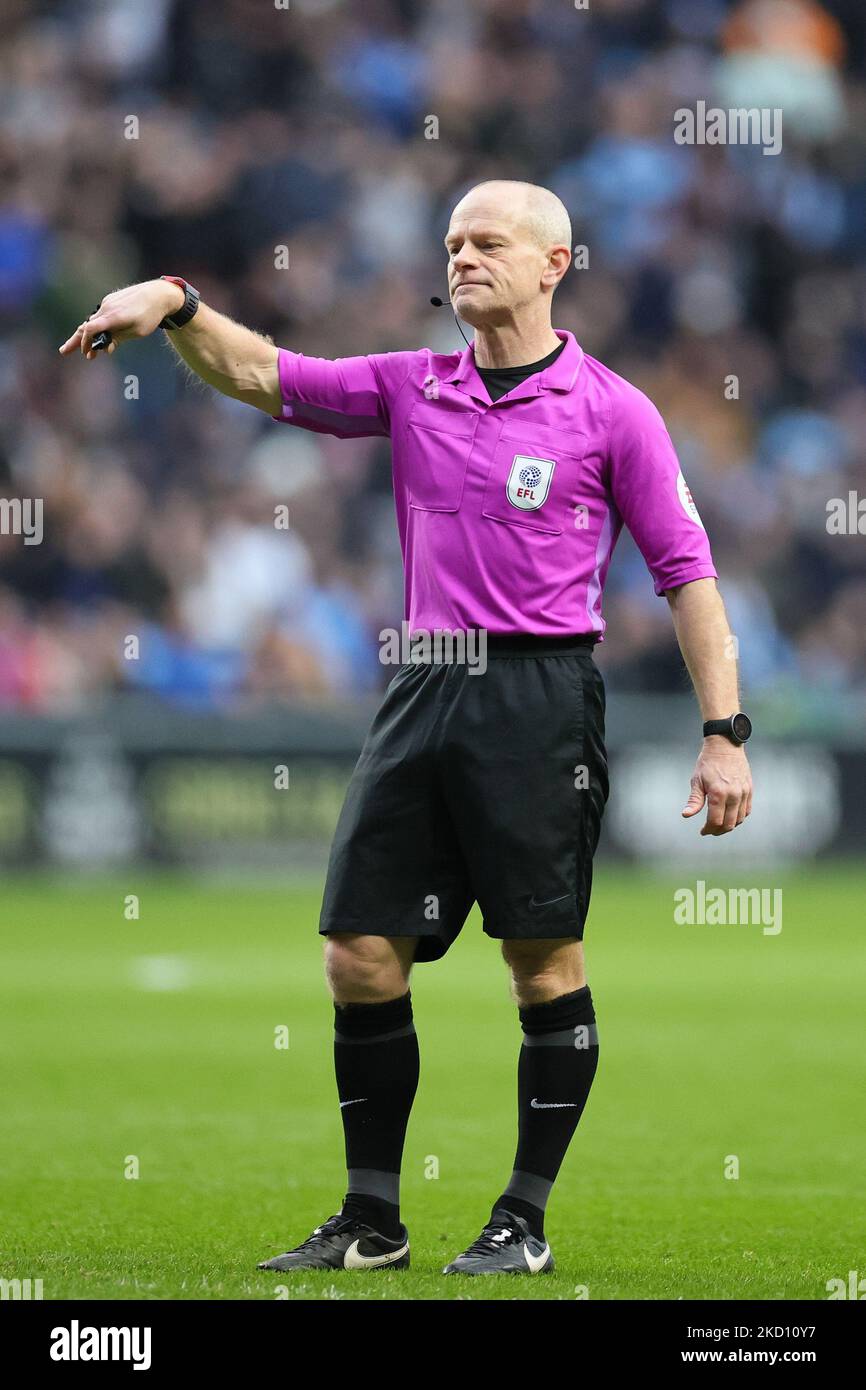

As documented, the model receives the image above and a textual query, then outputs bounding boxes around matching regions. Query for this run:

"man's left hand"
[682,738,752,836]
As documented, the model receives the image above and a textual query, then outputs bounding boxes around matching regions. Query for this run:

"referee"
[60,179,753,1277]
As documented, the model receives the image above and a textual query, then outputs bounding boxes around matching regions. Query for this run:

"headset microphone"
[430,296,472,347]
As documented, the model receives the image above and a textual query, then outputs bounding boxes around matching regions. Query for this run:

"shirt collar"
[446,329,584,402]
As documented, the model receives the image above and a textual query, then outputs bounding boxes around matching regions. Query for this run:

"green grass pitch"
[1,866,863,1301]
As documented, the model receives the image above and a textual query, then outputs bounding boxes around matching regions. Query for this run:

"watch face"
[732,712,752,742]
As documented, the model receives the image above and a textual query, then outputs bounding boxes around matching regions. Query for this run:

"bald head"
[443,180,573,334]
[453,181,572,258]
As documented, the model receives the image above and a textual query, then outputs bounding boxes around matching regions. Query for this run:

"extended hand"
[682,738,752,836]
[58,280,185,360]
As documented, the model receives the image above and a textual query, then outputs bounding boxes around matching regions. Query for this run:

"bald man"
[61,180,752,1278]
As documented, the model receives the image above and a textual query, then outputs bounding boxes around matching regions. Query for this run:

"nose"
[451,244,479,274]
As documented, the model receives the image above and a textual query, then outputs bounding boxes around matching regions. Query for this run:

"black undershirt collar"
[474,338,566,403]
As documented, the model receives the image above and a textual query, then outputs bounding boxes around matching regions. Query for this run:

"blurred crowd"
[1,0,866,711]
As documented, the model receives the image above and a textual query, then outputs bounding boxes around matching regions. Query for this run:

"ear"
[542,244,571,290]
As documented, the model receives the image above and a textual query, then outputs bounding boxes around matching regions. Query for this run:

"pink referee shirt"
[272,329,717,638]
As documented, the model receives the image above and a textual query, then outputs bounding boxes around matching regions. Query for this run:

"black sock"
[334,990,418,1241]
[493,985,599,1241]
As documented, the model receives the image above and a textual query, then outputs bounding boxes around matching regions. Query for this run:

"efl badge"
[676,470,705,529]
[506,454,556,511]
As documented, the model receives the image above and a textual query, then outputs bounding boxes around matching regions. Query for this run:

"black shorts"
[319,635,609,962]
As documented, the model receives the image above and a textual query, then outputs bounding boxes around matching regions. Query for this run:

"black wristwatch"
[159,275,200,330]
[703,712,752,745]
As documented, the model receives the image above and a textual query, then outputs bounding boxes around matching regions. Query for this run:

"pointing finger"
[59,327,85,355]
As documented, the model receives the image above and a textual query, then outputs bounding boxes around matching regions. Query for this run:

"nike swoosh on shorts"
[528,893,571,910]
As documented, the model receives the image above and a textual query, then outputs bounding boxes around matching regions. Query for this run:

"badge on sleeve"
[507,454,556,511]
[676,470,705,529]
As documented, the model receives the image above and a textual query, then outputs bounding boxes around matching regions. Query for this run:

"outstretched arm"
[666,577,753,836]
[59,279,281,415]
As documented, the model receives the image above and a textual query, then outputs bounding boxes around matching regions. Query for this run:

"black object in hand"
[88,302,111,351]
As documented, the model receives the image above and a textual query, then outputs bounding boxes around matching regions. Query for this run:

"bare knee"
[501,937,585,1007]
[324,933,415,1004]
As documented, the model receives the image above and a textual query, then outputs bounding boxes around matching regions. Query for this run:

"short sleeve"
[607,385,718,596]
[271,348,415,440]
